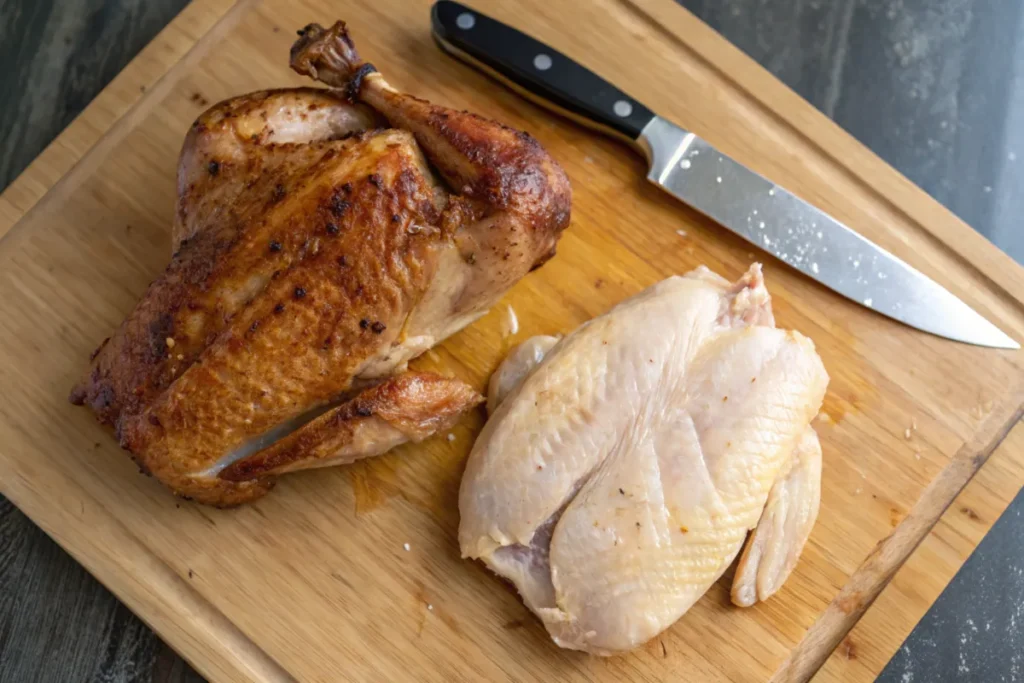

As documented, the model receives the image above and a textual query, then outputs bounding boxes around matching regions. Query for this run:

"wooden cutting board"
[1,0,1023,680]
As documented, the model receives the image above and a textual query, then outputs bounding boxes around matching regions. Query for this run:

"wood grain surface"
[772,397,1024,682]
[0,2,221,681]
[0,0,1022,681]
[0,0,232,239]
[818,419,1024,681]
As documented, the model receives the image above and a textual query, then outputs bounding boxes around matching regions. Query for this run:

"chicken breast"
[459,264,828,654]
[69,21,570,505]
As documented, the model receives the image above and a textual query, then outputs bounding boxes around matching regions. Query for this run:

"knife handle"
[431,0,655,143]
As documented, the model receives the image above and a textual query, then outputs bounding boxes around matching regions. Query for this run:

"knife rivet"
[533,53,553,71]
[456,12,476,29]
[613,100,633,117]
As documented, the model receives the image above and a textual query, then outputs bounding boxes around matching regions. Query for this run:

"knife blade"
[430,0,1018,349]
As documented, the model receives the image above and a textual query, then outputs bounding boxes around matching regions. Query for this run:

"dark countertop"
[0,0,1021,681]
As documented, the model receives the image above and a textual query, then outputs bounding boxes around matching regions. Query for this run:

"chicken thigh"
[459,264,828,654]
[70,21,571,505]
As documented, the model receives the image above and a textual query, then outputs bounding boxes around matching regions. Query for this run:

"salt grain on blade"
[447,433,456,442]
[676,229,687,237]
[403,543,411,552]
[904,428,912,439]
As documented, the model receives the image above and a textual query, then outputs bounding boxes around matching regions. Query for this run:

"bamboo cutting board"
[2,0,1023,680]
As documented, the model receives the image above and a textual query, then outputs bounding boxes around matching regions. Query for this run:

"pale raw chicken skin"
[731,427,822,607]
[486,335,559,414]
[459,264,828,654]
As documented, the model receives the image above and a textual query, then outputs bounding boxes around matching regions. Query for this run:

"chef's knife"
[430,0,1018,349]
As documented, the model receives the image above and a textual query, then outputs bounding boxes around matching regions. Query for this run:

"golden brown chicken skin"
[70,21,571,506]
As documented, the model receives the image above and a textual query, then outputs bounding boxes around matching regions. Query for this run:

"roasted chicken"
[460,264,827,654]
[69,22,571,506]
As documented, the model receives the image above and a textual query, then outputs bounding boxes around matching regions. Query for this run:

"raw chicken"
[731,427,822,607]
[459,264,828,654]
[69,21,571,505]
[486,335,559,414]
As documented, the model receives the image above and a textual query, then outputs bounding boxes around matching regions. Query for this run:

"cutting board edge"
[0,0,281,680]
[3,393,1021,683]
[771,388,1024,682]
[1,0,1023,680]
[0,0,257,245]
[0,464,292,683]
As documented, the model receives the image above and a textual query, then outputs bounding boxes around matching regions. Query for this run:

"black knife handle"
[431,0,655,142]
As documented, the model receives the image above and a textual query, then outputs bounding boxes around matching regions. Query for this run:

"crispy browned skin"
[220,372,482,481]
[69,21,570,506]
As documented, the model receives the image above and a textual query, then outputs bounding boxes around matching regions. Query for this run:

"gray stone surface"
[0,0,1022,681]
[680,0,1024,264]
